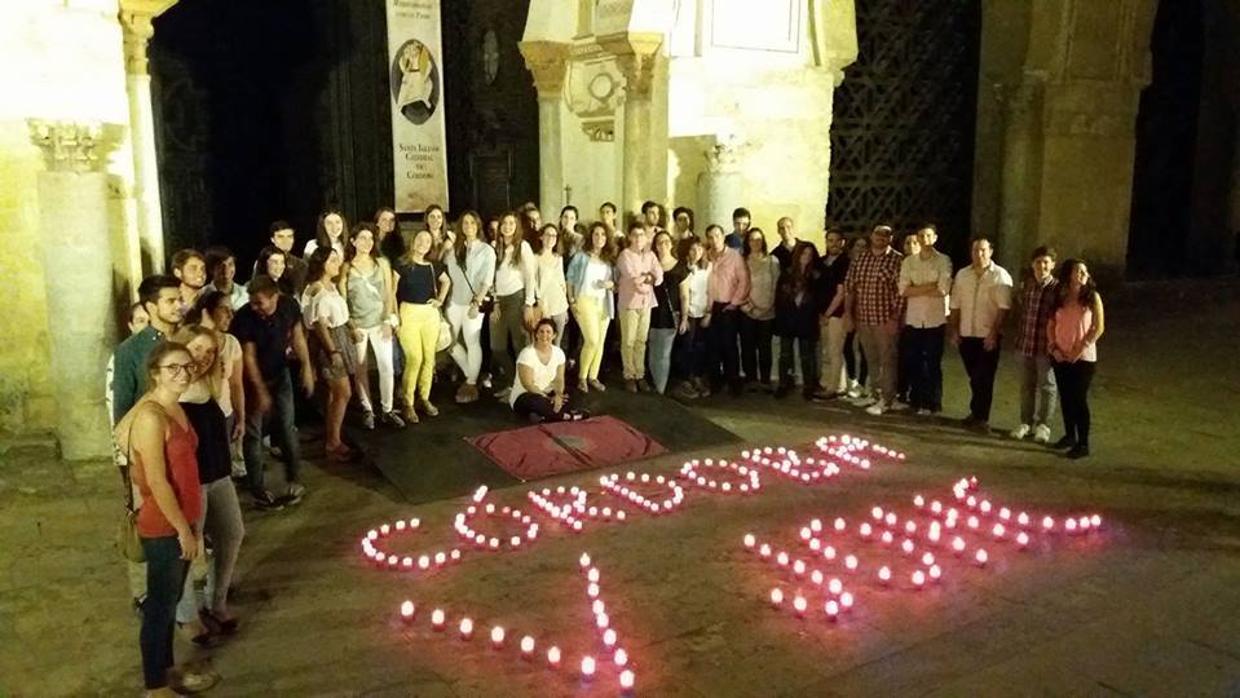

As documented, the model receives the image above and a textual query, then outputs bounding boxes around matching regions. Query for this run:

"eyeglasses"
[158,363,195,376]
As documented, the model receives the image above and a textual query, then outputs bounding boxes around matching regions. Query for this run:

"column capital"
[119,0,178,75]
[519,41,572,99]
[704,134,749,175]
[28,121,124,173]
[597,32,663,100]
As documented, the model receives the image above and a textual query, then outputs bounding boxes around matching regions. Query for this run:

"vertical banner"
[385,0,449,212]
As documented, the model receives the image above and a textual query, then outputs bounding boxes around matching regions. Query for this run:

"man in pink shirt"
[704,224,751,396]
[616,222,664,392]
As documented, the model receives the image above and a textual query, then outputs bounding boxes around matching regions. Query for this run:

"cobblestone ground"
[1,281,1238,697]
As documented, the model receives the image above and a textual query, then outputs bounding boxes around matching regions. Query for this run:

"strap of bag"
[122,401,165,514]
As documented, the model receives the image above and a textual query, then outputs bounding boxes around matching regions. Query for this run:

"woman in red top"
[116,341,216,696]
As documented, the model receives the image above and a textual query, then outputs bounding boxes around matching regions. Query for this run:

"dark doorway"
[827,0,982,262]
[1127,0,1205,279]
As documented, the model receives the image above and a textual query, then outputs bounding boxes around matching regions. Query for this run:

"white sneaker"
[915,408,932,417]
[1009,424,1032,440]
[865,402,886,416]
[846,380,862,399]
[1033,424,1052,444]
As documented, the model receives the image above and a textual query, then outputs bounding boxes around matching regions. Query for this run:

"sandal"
[169,667,221,694]
[200,608,238,636]
[176,621,220,648]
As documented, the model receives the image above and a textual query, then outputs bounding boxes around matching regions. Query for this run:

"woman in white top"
[510,319,585,423]
[340,222,403,429]
[740,227,779,388]
[304,210,347,259]
[567,222,617,393]
[534,224,570,347]
[675,237,712,398]
[490,211,537,400]
[301,246,357,460]
[444,210,496,404]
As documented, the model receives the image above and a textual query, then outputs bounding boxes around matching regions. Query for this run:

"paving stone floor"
[1,281,1238,697]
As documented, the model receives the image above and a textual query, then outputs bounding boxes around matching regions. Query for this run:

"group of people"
[107,200,1104,695]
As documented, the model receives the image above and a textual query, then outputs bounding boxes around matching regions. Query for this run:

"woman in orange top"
[116,341,216,696]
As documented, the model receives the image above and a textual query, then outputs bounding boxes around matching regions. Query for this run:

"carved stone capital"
[704,134,749,174]
[119,0,178,75]
[597,32,664,100]
[28,121,124,173]
[519,41,572,98]
[581,118,616,142]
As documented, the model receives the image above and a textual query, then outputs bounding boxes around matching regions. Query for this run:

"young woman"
[191,291,246,478]
[1011,246,1059,443]
[255,245,292,296]
[774,244,823,400]
[340,222,403,429]
[424,203,453,262]
[558,205,582,258]
[510,318,585,423]
[535,224,570,347]
[674,237,711,398]
[375,207,404,263]
[490,212,537,400]
[648,229,682,394]
[304,210,347,258]
[599,201,621,244]
[615,222,663,392]
[672,206,696,240]
[394,230,450,422]
[115,341,216,697]
[171,325,246,645]
[301,247,357,458]
[843,235,870,398]
[740,227,778,389]
[444,210,496,403]
[1047,259,1104,459]
[567,222,617,393]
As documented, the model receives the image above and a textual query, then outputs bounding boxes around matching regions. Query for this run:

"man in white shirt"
[898,225,953,415]
[949,237,1013,431]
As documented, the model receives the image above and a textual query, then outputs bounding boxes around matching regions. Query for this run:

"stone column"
[995,79,1042,270]
[519,41,571,213]
[599,33,663,219]
[120,0,177,274]
[696,137,746,233]
[28,120,123,460]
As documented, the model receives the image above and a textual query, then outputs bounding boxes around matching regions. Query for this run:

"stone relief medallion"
[482,29,499,85]
[390,38,441,125]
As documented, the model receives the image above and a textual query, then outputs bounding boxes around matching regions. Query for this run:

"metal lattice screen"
[826,0,981,249]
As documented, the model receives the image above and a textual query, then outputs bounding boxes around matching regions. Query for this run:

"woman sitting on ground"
[510,318,587,423]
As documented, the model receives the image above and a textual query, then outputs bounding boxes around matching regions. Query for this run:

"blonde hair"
[172,325,224,402]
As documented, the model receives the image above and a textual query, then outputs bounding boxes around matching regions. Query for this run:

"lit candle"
[743,533,756,549]
[581,655,596,678]
[520,635,535,656]
[459,617,474,639]
[828,578,843,595]
[1016,531,1030,548]
[619,669,635,690]
[490,626,505,647]
[793,595,808,616]
[825,599,840,619]
[400,600,415,621]
[845,555,858,571]
[603,628,617,648]
[431,609,445,630]
[547,646,561,667]
[975,549,988,566]
[770,588,785,607]
[929,564,942,580]
[878,566,892,583]
[952,537,965,553]
[911,570,926,588]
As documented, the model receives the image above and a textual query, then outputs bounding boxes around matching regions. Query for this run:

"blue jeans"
[243,367,301,494]
[905,325,945,411]
[140,536,189,690]
[647,328,677,393]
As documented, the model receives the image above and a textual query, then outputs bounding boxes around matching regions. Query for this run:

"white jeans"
[354,324,396,413]
[447,302,485,383]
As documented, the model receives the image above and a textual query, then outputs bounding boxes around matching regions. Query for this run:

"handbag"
[430,264,454,352]
[115,418,145,563]
[458,252,494,314]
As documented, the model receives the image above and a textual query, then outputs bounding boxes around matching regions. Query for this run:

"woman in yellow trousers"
[393,230,450,423]
[566,222,617,393]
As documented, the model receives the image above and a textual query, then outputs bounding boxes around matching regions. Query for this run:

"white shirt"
[899,250,953,328]
[494,240,536,305]
[509,344,566,407]
[950,262,1013,338]
[684,266,710,318]
[303,238,345,259]
[301,284,351,329]
[580,257,612,304]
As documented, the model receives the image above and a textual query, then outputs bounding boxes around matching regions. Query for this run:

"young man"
[771,217,809,272]
[672,206,695,240]
[171,249,207,316]
[843,225,904,415]
[640,201,664,233]
[726,207,752,249]
[704,224,751,396]
[1011,246,1058,443]
[898,224,953,415]
[949,237,1014,432]
[261,220,309,295]
[231,275,316,508]
[111,275,184,424]
[204,246,248,310]
[817,227,850,396]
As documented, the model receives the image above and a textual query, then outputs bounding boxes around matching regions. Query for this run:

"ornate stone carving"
[615,51,659,99]
[27,121,123,173]
[581,119,616,142]
[704,135,748,174]
[119,0,179,75]
[519,41,572,98]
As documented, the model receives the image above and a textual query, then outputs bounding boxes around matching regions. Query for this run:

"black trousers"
[706,303,742,389]
[779,336,819,396]
[513,391,582,422]
[1052,360,1095,446]
[958,336,1001,422]
[674,317,708,380]
[739,316,774,384]
[905,326,945,412]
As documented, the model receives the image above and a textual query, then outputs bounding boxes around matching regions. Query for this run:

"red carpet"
[466,416,667,481]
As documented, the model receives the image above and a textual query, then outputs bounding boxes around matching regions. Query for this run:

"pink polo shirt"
[707,248,751,307]
[616,248,663,311]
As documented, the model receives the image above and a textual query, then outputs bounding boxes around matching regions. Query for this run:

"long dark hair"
[314,209,347,251]
[305,245,339,286]
[582,221,617,264]
[782,243,821,295]
[345,222,380,263]
[743,227,768,258]
[453,210,485,267]
[1053,258,1097,309]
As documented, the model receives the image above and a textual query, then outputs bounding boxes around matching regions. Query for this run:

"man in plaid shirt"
[1010,246,1059,443]
[843,225,904,415]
